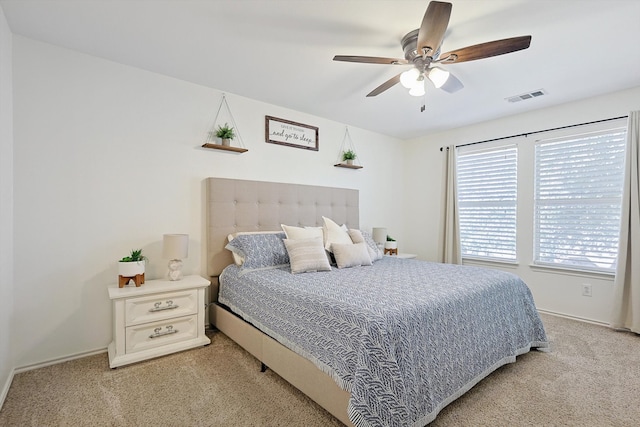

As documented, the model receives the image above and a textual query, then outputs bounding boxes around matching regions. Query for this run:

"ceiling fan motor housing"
[401,29,440,70]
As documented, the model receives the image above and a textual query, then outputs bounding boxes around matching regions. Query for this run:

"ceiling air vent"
[506,89,547,103]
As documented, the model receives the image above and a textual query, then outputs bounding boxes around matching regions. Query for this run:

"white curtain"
[611,111,640,333]
[441,145,461,264]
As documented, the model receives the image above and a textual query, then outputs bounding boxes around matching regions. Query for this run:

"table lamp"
[372,227,387,251]
[163,234,188,281]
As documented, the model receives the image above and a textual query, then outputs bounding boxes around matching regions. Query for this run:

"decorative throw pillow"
[332,242,373,269]
[281,224,324,240]
[225,232,289,270]
[227,231,283,265]
[322,216,353,253]
[283,237,332,274]
[349,229,384,262]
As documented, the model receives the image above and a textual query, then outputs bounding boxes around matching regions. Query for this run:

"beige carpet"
[1,313,638,426]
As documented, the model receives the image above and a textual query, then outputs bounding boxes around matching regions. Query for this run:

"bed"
[206,177,548,427]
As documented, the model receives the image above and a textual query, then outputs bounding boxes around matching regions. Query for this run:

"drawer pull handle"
[149,301,179,312]
[149,325,178,339]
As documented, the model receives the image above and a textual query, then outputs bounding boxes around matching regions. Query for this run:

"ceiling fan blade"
[333,55,408,65]
[366,73,402,97]
[417,1,452,58]
[439,35,532,63]
[440,72,463,93]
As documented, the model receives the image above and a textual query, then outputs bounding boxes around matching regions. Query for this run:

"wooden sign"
[265,116,319,151]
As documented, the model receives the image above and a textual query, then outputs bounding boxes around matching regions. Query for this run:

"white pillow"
[281,224,323,240]
[322,216,353,253]
[283,237,332,274]
[227,231,282,265]
[348,229,383,262]
[332,242,373,269]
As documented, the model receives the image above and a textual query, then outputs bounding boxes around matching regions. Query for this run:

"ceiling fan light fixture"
[400,68,420,88]
[332,2,532,100]
[427,66,450,88]
[409,81,425,97]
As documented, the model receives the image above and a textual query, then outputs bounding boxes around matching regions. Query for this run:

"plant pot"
[384,241,397,250]
[345,159,354,165]
[118,260,145,277]
[222,138,231,147]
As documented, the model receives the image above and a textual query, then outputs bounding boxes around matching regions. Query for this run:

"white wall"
[11,36,404,367]
[9,29,640,371]
[404,86,640,324]
[0,4,14,404]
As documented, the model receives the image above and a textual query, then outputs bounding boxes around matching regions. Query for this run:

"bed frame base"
[212,303,353,426]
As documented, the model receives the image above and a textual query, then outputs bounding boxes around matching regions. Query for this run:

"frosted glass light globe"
[400,68,420,88]
[409,81,425,96]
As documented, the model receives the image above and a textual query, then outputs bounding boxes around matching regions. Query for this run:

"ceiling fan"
[333,1,531,109]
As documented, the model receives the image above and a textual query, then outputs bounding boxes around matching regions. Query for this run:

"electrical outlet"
[582,284,593,297]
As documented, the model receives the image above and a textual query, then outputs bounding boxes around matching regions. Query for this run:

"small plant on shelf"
[119,249,147,263]
[215,123,235,146]
[342,149,357,165]
[386,235,396,242]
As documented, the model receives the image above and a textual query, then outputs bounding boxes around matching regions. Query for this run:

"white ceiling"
[2,0,639,140]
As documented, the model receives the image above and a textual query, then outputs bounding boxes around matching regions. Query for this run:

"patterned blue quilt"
[219,258,548,427]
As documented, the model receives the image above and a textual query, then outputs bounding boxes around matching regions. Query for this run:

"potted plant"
[384,235,398,250]
[118,249,147,287]
[215,123,235,147]
[342,149,357,165]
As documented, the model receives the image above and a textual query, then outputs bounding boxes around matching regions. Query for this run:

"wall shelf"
[202,143,248,153]
[334,163,363,169]
[203,94,247,152]
[335,127,363,169]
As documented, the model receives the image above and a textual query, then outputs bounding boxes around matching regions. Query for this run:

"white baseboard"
[13,347,107,375]
[537,308,609,327]
[0,367,15,411]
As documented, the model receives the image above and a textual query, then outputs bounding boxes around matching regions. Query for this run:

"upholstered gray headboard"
[205,177,359,278]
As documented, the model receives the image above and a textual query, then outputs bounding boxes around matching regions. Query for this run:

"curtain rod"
[439,115,628,151]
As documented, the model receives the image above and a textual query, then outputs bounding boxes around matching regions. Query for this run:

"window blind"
[457,146,518,261]
[534,128,626,272]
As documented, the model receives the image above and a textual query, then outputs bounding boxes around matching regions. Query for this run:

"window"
[534,128,626,273]
[457,146,518,261]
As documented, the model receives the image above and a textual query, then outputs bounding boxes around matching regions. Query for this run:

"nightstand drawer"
[125,289,198,326]
[125,315,198,354]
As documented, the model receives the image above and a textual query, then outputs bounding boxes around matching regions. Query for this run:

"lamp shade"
[372,227,388,244]
[163,234,189,260]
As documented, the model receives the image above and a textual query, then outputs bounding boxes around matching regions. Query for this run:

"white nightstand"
[385,253,417,259]
[107,275,211,368]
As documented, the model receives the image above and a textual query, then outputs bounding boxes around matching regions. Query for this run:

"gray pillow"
[227,231,283,265]
[283,237,332,274]
[225,232,289,270]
